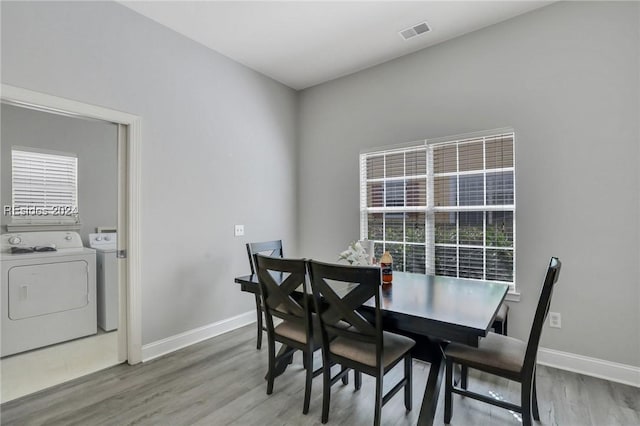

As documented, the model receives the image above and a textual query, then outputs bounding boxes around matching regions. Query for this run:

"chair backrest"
[255,254,310,335]
[307,260,383,364]
[246,240,284,275]
[523,257,562,374]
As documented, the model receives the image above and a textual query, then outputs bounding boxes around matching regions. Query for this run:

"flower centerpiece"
[338,241,371,266]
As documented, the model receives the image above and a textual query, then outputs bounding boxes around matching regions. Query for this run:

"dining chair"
[307,260,415,426]
[246,240,284,349]
[444,257,562,426]
[255,254,321,414]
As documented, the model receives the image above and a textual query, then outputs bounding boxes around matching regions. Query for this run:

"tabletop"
[235,270,508,346]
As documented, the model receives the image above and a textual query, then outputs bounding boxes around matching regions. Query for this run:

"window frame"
[10,147,80,226]
[359,129,516,293]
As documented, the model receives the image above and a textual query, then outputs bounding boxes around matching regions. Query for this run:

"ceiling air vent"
[399,22,431,41]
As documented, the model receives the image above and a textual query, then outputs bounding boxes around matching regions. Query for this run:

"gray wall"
[298,2,640,366]
[1,1,299,345]
[1,103,118,246]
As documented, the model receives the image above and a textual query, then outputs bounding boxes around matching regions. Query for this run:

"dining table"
[235,270,509,426]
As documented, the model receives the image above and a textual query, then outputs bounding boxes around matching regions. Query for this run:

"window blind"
[360,131,515,289]
[11,149,79,224]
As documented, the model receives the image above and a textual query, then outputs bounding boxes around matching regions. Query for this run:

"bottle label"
[381,262,393,283]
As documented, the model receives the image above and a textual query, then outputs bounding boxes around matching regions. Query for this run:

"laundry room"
[0,102,121,401]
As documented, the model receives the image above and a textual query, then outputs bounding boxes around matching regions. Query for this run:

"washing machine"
[89,233,118,331]
[1,231,97,357]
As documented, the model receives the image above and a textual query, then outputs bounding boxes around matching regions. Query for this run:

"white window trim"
[360,128,517,294]
[10,147,80,226]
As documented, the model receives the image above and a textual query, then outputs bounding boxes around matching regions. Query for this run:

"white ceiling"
[120,1,552,90]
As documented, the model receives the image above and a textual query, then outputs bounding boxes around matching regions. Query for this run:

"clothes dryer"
[1,232,97,357]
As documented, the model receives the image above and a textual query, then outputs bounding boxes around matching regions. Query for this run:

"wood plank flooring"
[2,325,639,425]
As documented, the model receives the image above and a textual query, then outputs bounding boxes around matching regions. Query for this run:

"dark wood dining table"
[235,270,508,426]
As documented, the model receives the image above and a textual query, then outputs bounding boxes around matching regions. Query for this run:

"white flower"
[338,241,371,266]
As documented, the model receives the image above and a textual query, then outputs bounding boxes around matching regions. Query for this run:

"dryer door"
[8,261,90,320]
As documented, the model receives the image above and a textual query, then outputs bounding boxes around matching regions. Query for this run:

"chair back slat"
[307,260,382,351]
[523,257,562,374]
[246,240,284,275]
[255,254,309,335]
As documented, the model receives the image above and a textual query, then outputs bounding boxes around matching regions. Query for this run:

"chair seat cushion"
[494,303,509,322]
[275,321,309,344]
[445,332,525,375]
[330,331,415,368]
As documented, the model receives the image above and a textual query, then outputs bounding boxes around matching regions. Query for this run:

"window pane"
[434,176,456,207]
[367,182,383,207]
[459,174,484,206]
[459,248,484,279]
[435,212,456,244]
[435,246,457,277]
[405,150,426,176]
[406,178,426,206]
[486,249,514,282]
[486,211,513,247]
[486,171,514,205]
[406,245,426,274]
[485,135,513,169]
[406,212,425,243]
[384,213,404,242]
[459,211,483,246]
[374,243,384,262]
[385,181,405,207]
[386,243,405,272]
[385,153,404,178]
[433,145,457,174]
[368,213,383,241]
[458,140,483,172]
[367,155,384,179]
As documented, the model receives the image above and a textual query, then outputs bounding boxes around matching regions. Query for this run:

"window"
[360,131,515,289]
[10,148,79,224]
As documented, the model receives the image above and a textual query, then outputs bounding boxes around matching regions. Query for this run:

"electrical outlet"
[234,225,245,237]
[549,312,561,328]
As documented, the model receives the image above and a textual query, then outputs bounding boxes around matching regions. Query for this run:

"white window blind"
[11,149,79,224]
[360,131,515,289]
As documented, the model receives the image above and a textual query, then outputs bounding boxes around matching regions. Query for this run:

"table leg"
[264,344,295,380]
[417,345,445,426]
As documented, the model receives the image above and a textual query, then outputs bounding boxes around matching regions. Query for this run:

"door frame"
[1,83,142,364]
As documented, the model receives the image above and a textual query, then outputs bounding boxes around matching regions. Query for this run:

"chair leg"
[355,370,362,391]
[255,294,263,350]
[532,373,540,421]
[522,376,533,426]
[266,338,276,395]
[321,358,331,424]
[303,350,313,414]
[341,365,349,385]
[461,365,468,390]
[374,374,383,426]
[404,353,412,411]
[503,316,508,335]
[444,358,453,424]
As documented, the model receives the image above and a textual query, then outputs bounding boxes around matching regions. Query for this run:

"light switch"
[234,225,245,237]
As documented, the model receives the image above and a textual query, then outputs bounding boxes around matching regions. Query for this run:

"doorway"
[0,85,142,402]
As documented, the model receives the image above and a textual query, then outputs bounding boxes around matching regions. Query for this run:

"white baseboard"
[141,314,640,389]
[538,347,640,388]
[141,311,255,362]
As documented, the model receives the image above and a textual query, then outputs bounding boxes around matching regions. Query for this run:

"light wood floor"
[1,324,639,425]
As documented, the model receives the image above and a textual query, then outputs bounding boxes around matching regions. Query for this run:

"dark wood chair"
[444,257,562,426]
[246,240,284,349]
[307,260,415,426]
[255,254,321,414]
